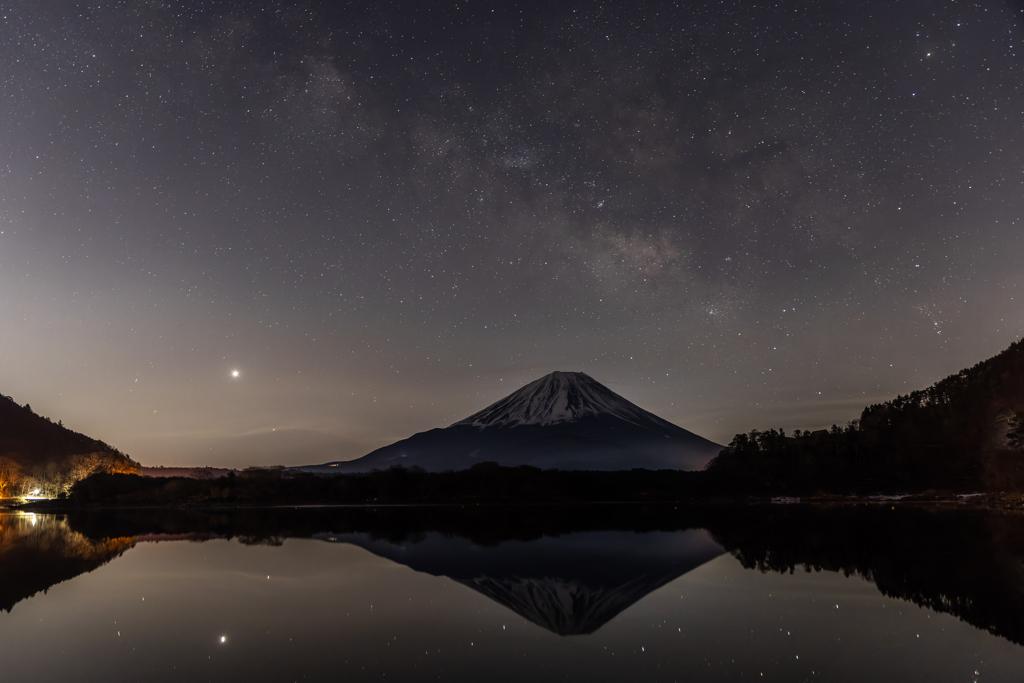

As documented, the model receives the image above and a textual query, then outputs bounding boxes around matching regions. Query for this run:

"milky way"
[1,1,1021,466]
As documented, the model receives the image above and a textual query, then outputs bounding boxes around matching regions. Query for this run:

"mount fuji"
[303,371,723,473]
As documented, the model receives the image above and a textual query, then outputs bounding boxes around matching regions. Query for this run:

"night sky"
[2,0,1022,467]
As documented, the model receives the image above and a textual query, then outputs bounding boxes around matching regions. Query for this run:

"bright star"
[231,370,240,378]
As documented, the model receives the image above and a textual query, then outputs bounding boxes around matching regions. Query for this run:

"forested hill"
[0,394,138,498]
[0,394,121,463]
[706,340,1024,491]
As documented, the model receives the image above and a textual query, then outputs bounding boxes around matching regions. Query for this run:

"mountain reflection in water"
[323,530,724,635]
[2,505,1024,646]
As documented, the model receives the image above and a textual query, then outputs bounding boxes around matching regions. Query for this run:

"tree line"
[705,339,1024,491]
[63,462,714,505]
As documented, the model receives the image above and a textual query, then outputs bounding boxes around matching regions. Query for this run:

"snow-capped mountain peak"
[451,371,672,430]
[301,370,723,472]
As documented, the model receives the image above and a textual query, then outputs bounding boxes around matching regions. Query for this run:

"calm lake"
[1,504,1023,682]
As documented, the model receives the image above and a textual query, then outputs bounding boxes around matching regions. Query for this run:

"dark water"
[2,504,1023,682]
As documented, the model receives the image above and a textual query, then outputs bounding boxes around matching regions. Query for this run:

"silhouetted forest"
[705,340,1024,491]
[0,394,138,497]
[64,463,711,505]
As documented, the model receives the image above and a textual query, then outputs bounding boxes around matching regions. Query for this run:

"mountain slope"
[304,371,722,472]
[454,372,683,430]
[0,394,119,462]
[0,393,138,497]
[705,339,1024,490]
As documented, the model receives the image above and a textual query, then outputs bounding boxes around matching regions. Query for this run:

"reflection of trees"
[705,505,1024,646]
[0,513,136,612]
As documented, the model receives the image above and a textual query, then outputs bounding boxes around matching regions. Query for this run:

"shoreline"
[10,491,1024,513]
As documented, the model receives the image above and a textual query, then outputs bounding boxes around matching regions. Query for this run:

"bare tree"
[0,457,24,498]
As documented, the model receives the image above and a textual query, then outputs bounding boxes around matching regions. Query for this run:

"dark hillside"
[0,394,138,498]
[0,394,121,463]
[706,340,1024,491]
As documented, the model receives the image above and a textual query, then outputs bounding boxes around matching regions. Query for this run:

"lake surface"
[2,504,1023,682]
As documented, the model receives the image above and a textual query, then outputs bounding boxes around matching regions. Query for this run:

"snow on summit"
[452,371,676,430]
